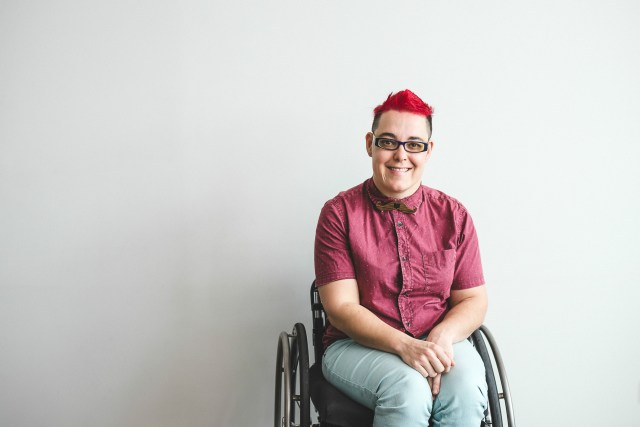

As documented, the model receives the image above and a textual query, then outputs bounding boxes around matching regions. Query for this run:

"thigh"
[322,338,431,411]
[432,339,487,424]
[439,339,487,393]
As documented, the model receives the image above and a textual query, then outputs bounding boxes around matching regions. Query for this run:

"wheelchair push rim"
[274,323,311,427]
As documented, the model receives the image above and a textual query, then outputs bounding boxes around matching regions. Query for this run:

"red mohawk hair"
[371,90,434,134]
[373,89,434,117]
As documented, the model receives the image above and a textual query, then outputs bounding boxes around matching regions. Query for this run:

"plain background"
[1,1,639,426]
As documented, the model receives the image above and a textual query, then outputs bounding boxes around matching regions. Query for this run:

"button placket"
[394,211,413,332]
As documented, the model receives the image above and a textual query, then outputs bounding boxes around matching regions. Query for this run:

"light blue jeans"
[322,338,487,427]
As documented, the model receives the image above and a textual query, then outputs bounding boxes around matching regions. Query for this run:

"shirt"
[314,178,485,349]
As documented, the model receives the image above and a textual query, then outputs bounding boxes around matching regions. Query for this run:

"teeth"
[389,167,409,171]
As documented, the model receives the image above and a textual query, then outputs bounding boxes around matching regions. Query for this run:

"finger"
[417,357,437,378]
[424,363,437,378]
[434,346,453,367]
[432,374,441,396]
[445,349,455,371]
[424,342,450,366]
[412,362,430,378]
[425,350,447,374]
[428,356,446,374]
[444,356,455,373]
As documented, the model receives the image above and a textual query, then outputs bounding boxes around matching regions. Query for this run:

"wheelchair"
[274,282,515,427]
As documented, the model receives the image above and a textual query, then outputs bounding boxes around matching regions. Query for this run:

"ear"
[365,132,373,157]
[427,140,436,156]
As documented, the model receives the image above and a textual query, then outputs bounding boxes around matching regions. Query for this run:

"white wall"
[1,1,639,426]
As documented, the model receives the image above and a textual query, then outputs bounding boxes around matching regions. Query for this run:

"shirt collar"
[365,178,425,212]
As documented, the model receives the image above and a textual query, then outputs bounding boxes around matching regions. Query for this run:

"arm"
[426,284,488,395]
[318,278,453,378]
[428,284,488,345]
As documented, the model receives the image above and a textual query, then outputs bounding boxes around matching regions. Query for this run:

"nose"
[393,144,409,161]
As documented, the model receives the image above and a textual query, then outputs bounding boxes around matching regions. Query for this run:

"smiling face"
[366,110,434,199]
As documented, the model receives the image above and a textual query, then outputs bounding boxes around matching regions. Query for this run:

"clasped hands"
[398,331,454,398]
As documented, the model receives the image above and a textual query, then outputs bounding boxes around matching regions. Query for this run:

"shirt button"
[402,291,408,296]
[401,256,406,261]
[407,322,412,327]
[398,221,403,227]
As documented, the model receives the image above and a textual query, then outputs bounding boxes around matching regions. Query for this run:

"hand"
[425,329,455,397]
[426,329,455,367]
[397,337,453,379]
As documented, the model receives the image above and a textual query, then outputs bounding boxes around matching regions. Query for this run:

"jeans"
[322,338,487,427]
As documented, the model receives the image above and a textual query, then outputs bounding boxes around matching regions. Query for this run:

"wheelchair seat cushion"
[309,362,374,427]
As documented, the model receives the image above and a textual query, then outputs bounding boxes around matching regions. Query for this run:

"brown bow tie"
[374,200,417,214]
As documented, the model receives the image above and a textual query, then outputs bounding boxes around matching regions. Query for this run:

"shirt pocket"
[421,249,456,299]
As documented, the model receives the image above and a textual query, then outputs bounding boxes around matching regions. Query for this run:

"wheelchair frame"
[275,283,515,427]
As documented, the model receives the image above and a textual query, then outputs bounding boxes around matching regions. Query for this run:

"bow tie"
[374,200,417,214]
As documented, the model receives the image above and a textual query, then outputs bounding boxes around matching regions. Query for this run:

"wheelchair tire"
[290,323,311,427]
[471,329,503,427]
[478,325,516,427]
[274,324,311,427]
[275,331,292,427]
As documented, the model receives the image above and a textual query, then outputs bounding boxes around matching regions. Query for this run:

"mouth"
[387,166,411,173]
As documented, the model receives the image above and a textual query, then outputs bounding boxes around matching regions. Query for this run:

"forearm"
[429,291,488,344]
[327,302,412,355]
[319,279,456,376]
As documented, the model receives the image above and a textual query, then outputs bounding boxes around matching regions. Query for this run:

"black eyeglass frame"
[371,133,430,153]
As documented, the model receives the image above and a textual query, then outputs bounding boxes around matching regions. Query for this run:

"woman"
[314,89,488,426]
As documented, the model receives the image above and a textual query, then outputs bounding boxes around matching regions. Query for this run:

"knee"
[444,376,486,406]
[377,369,432,415]
[437,368,487,412]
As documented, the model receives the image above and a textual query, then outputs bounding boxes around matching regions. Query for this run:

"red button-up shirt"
[314,178,485,348]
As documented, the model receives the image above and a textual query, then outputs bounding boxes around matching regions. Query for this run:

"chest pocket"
[422,249,456,298]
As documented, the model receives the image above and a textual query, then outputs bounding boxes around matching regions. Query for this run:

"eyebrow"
[376,132,427,141]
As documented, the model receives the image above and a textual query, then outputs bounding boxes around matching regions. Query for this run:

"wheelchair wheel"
[274,323,311,427]
[471,329,502,427]
[471,326,516,427]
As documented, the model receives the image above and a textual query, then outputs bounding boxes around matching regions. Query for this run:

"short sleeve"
[451,207,485,290]
[314,200,356,286]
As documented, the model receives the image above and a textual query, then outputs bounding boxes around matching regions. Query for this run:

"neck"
[371,177,421,199]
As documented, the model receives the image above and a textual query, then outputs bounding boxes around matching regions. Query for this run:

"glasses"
[372,134,429,153]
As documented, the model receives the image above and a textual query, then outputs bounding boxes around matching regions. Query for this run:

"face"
[366,110,434,199]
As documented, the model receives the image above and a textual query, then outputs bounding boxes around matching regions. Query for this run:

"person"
[314,89,488,426]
